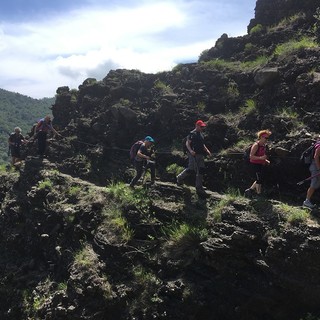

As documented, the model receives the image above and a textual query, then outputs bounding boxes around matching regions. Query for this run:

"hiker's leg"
[195,155,205,191]
[253,164,263,194]
[130,161,143,187]
[148,162,156,183]
[306,186,315,200]
[177,154,195,182]
[38,132,47,156]
[307,169,320,200]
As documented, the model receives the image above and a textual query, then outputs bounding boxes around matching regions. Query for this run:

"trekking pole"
[296,172,320,185]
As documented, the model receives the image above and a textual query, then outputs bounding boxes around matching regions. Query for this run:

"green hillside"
[0,88,55,163]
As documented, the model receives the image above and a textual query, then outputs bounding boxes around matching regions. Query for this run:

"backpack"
[182,136,188,154]
[182,131,197,154]
[300,142,320,165]
[243,143,269,163]
[129,140,143,161]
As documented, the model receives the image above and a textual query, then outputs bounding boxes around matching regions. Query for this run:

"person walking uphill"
[244,129,271,198]
[303,138,320,209]
[129,136,156,188]
[35,115,61,157]
[177,120,211,197]
[8,127,27,166]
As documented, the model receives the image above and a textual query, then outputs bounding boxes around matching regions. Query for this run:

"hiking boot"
[303,199,316,209]
[244,188,253,199]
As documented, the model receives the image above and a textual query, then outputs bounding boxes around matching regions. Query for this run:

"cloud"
[0,0,256,98]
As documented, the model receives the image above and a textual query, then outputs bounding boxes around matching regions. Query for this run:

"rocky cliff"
[1,0,320,319]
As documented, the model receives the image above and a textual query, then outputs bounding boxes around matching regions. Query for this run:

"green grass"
[239,99,256,114]
[277,203,310,224]
[268,13,306,32]
[67,185,82,197]
[249,24,263,35]
[240,55,269,70]
[162,222,208,243]
[74,245,97,267]
[166,163,184,176]
[274,37,318,57]
[153,79,173,94]
[276,107,299,119]
[227,81,240,98]
[38,179,53,190]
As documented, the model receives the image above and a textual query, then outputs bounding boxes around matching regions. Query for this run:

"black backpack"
[300,142,320,165]
[182,136,188,154]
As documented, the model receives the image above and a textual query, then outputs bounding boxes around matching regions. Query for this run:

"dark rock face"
[249,0,319,30]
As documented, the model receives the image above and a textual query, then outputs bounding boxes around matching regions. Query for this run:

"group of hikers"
[8,116,320,208]
[8,115,60,167]
[130,120,320,208]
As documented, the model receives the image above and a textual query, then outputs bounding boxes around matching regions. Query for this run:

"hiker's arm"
[186,139,195,156]
[315,147,320,170]
[137,149,150,160]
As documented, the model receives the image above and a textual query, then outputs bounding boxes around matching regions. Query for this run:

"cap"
[195,120,206,127]
[144,136,155,143]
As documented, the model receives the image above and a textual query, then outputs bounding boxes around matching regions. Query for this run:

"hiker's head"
[195,120,206,131]
[257,129,272,141]
[14,127,21,134]
[44,115,51,122]
[144,136,155,146]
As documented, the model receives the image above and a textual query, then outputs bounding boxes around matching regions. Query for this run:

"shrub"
[227,81,240,99]
[38,179,53,190]
[249,24,263,35]
[166,163,184,176]
[240,99,256,114]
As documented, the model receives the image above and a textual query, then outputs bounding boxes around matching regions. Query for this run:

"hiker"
[35,115,61,157]
[303,138,320,209]
[244,129,271,198]
[8,127,27,166]
[129,136,156,188]
[176,120,211,196]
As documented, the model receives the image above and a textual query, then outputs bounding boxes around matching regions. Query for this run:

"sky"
[0,0,257,99]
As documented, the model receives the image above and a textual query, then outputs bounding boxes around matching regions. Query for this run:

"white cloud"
[0,0,255,98]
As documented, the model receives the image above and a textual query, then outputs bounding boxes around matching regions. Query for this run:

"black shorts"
[11,146,21,158]
[250,163,265,184]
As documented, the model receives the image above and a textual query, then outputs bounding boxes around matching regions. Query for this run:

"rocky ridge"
[1,0,320,319]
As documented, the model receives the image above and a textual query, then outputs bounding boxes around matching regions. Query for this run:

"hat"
[144,136,155,143]
[195,120,206,127]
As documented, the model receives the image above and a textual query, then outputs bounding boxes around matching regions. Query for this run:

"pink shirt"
[250,143,267,165]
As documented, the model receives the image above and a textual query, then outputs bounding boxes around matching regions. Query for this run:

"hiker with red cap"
[177,120,211,196]
[244,129,271,198]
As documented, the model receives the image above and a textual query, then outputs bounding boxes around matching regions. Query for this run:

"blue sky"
[0,0,256,98]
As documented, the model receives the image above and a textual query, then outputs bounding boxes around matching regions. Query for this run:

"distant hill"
[0,88,55,163]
